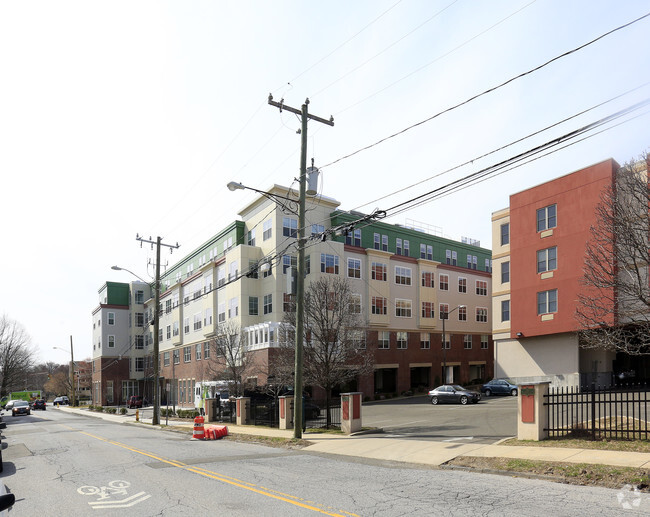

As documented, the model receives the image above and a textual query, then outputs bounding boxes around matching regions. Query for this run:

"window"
[458,277,467,293]
[420,332,430,349]
[217,267,226,287]
[404,240,410,256]
[173,321,179,336]
[537,204,557,232]
[374,233,380,250]
[229,297,239,319]
[422,301,435,318]
[135,335,144,349]
[263,219,272,241]
[395,299,412,318]
[371,262,387,281]
[136,313,144,328]
[500,223,510,245]
[108,312,115,325]
[345,229,361,247]
[422,271,434,288]
[439,303,449,320]
[481,334,489,349]
[173,349,180,365]
[135,290,144,304]
[229,260,238,281]
[164,352,170,367]
[396,238,403,255]
[439,274,449,290]
[196,343,202,360]
[501,261,510,283]
[218,302,226,323]
[485,259,492,273]
[452,251,457,266]
[420,244,426,258]
[347,258,361,279]
[378,331,390,349]
[135,358,144,372]
[193,313,202,331]
[446,249,451,264]
[184,346,191,362]
[537,246,557,273]
[395,266,412,285]
[320,253,339,274]
[283,293,295,312]
[263,294,272,315]
[283,217,298,238]
[249,296,258,316]
[349,293,361,314]
[204,342,211,359]
[476,280,487,296]
[311,224,324,236]
[165,299,172,313]
[476,307,488,323]
[458,306,467,321]
[537,289,558,315]
[166,325,171,340]
[371,296,387,315]
[263,262,273,278]
[382,235,388,251]
[501,300,510,321]
[184,317,190,334]
[396,331,407,349]
[464,334,472,349]
[247,228,256,246]
[108,335,115,348]
[204,308,212,326]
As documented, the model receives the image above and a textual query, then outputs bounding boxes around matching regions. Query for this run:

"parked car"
[53,396,69,406]
[481,379,519,397]
[32,399,46,410]
[128,395,146,409]
[428,385,481,405]
[11,400,31,417]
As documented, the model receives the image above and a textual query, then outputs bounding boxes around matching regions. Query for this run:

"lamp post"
[53,336,75,406]
[112,264,160,424]
[441,305,465,385]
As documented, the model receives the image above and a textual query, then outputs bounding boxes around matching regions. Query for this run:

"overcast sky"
[1,0,649,365]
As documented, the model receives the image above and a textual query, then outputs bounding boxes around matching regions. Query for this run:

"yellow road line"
[66,426,357,516]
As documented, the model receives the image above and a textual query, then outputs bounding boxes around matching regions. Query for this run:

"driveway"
[362,395,518,444]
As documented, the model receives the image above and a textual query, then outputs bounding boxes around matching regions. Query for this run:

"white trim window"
[396,331,408,349]
[464,334,472,349]
[395,299,412,318]
[263,219,272,240]
[395,266,411,285]
[347,258,361,279]
[537,289,558,315]
[420,332,430,349]
[537,204,557,232]
[378,331,390,349]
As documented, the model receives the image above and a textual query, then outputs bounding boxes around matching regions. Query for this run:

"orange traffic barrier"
[192,415,205,440]
[203,425,228,440]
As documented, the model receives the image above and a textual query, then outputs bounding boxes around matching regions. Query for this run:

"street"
[0,407,646,516]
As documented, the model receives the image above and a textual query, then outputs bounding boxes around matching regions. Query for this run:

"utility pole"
[136,234,180,425]
[70,335,75,407]
[268,94,333,439]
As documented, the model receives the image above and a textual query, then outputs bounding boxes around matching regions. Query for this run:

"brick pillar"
[236,397,250,425]
[341,392,362,434]
[278,395,293,430]
[517,382,550,441]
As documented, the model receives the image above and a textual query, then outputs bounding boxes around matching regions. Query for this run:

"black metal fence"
[305,399,341,430]
[544,384,650,440]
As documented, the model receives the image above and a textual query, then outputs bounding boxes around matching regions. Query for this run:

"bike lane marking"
[70,427,357,517]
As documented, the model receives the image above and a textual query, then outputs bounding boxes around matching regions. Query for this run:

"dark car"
[53,396,69,406]
[428,385,481,405]
[32,399,46,410]
[128,395,146,408]
[481,379,519,397]
[11,400,31,417]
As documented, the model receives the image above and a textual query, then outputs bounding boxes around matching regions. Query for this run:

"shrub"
[88,405,95,411]
[120,407,127,415]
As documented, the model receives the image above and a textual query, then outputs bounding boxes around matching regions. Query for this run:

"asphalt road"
[0,408,646,516]
[362,394,519,444]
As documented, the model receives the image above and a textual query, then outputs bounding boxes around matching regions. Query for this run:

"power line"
[321,11,650,169]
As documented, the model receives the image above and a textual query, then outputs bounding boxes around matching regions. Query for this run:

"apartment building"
[94,185,493,406]
[491,158,649,388]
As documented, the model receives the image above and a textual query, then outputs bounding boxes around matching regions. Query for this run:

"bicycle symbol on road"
[78,480,151,509]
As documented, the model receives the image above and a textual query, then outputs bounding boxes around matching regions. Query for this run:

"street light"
[53,337,76,406]
[112,264,160,425]
[227,181,299,215]
[441,305,465,385]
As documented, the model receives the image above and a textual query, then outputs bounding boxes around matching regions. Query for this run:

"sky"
[1,0,649,365]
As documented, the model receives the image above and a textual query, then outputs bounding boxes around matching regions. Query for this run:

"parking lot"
[362,395,519,444]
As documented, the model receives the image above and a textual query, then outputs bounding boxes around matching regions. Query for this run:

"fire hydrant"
[135,409,139,422]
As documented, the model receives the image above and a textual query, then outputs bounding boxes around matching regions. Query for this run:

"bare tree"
[0,315,36,396]
[282,276,374,424]
[577,154,650,355]
[207,320,250,397]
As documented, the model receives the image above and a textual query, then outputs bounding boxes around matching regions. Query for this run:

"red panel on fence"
[342,396,349,421]
[521,385,535,423]
[280,399,285,419]
[353,394,361,420]
[237,399,241,418]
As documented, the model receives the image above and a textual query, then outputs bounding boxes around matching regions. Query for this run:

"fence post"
[278,395,293,430]
[517,382,550,441]
[341,392,362,435]
[236,397,250,425]
[590,383,596,440]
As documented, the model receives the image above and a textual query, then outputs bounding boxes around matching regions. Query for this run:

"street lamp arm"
[111,265,149,284]
[227,181,299,216]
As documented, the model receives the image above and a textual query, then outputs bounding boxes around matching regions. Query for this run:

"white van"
[194,381,230,411]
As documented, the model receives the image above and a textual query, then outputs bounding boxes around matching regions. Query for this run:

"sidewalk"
[56,406,650,469]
